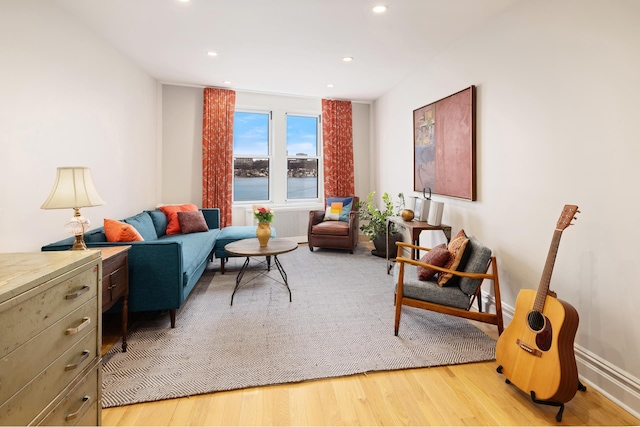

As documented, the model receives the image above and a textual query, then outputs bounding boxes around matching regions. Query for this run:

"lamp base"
[70,234,88,250]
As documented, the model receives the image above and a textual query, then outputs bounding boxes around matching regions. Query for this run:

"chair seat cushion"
[394,263,471,310]
[311,220,349,236]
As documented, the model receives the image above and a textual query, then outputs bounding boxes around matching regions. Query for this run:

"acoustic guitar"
[496,204,582,416]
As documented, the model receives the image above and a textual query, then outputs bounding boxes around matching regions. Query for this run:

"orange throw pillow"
[158,203,199,235]
[104,218,144,242]
[437,229,470,287]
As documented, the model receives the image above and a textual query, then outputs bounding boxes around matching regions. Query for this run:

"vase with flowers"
[253,205,274,246]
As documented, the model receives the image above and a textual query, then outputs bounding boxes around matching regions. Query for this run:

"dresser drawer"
[0,298,99,403]
[0,265,99,358]
[0,328,97,425]
[37,362,101,426]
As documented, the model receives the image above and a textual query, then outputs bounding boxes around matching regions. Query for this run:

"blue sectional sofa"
[42,208,222,327]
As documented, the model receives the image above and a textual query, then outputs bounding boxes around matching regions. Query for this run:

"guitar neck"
[533,229,563,312]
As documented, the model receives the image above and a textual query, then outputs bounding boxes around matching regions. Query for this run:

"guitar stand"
[496,365,587,422]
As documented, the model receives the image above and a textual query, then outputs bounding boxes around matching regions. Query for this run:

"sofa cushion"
[123,212,158,241]
[104,218,144,242]
[84,228,107,243]
[158,229,219,282]
[178,211,209,234]
[215,225,276,252]
[146,209,169,237]
[417,244,450,281]
[159,204,199,235]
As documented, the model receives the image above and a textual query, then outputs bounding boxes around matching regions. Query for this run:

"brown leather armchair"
[308,196,359,253]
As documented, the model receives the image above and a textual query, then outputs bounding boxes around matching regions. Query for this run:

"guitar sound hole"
[527,311,545,332]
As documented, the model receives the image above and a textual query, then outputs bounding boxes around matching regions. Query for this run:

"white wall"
[0,0,159,252]
[161,85,372,225]
[374,0,640,416]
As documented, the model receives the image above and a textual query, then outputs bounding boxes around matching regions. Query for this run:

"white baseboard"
[481,291,640,419]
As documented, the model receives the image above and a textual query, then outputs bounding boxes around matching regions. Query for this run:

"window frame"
[232,109,273,204]
[285,112,322,202]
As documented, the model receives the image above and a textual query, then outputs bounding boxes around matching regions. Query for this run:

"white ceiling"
[54,0,517,102]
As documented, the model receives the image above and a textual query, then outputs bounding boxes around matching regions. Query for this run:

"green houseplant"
[357,191,405,257]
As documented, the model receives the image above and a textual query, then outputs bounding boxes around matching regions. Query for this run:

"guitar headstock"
[556,204,579,231]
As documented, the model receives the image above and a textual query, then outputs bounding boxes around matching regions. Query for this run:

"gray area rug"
[102,244,496,408]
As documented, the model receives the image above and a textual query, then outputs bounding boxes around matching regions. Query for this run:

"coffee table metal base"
[224,238,298,306]
[230,255,292,305]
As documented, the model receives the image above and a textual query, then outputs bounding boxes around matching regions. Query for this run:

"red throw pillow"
[177,211,209,234]
[104,218,144,242]
[417,244,450,281]
[158,204,198,235]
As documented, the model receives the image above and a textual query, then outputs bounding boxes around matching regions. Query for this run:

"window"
[233,111,271,202]
[232,108,322,205]
[286,114,320,200]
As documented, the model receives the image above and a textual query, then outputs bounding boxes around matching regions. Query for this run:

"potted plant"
[357,191,405,257]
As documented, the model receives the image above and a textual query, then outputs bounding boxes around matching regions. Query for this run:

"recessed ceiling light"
[327,84,334,88]
[207,51,218,57]
[223,80,232,85]
[372,5,388,13]
[178,0,190,3]
[342,56,353,62]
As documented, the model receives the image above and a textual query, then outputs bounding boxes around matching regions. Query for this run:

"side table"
[386,216,452,273]
[100,245,131,352]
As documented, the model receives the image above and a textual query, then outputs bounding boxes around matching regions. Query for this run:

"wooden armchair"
[393,239,504,336]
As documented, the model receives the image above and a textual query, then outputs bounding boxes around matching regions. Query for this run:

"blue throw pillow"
[325,197,353,222]
[145,209,168,237]
[123,212,158,241]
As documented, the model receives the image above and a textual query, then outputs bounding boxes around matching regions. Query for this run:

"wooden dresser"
[0,251,102,426]
[100,246,130,352]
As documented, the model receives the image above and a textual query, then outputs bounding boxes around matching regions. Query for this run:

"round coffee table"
[224,237,298,305]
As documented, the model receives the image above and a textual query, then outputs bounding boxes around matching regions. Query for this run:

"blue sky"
[233,112,317,156]
[286,115,317,156]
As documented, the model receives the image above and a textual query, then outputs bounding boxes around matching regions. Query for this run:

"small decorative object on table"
[253,205,274,246]
[398,192,414,221]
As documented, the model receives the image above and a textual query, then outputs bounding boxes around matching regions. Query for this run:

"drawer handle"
[66,317,91,335]
[65,285,90,300]
[65,350,90,371]
[65,395,90,421]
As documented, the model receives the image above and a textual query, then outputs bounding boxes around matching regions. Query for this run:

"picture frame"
[413,86,476,200]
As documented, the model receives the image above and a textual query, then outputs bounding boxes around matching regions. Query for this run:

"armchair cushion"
[437,229,470,287]
[324,197,354,222]
[417,244,450,281]
[458,237,492,295]
[312,220,350,236]
[394,263,471,310]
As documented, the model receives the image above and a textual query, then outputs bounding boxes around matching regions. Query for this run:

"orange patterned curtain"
[202,87,236,227]
[321,99,354,199]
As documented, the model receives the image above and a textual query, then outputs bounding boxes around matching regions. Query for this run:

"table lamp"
[41,167,105,250]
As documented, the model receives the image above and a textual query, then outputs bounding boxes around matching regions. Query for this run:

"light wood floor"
[101,242,639,426]
[101,320,638,426]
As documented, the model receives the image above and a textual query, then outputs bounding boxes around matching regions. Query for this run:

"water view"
[234,177,317,201]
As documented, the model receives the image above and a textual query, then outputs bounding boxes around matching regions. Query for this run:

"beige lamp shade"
[41,167,105,209]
